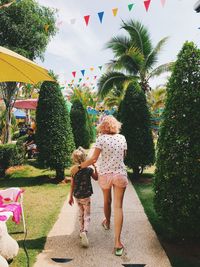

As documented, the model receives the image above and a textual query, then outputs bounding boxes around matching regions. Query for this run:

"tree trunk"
[133,165,140,180]
[0,82,18,144]
[55,168,65,183]
[3,104,12,143]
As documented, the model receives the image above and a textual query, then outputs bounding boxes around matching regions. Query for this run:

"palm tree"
[104,88,124,109]
[147,85,166,113]
[71,86,98,109]
[98,20,173,98]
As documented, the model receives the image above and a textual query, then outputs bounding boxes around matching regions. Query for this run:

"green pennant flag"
[79,78,82,82]
[128,3,134,11]
[98,65,102,71]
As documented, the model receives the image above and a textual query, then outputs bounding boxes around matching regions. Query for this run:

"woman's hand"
[68,196,74,206]
[70,165,79,177]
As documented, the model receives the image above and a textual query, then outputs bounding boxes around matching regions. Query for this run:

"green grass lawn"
[133,173,200,267]
[0,164,70,267]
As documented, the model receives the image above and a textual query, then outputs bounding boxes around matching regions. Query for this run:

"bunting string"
[55,1,168,29]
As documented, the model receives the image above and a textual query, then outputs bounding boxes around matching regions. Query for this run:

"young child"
[68,147,98,248]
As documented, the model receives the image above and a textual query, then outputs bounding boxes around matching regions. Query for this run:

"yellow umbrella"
[0,46,55,84]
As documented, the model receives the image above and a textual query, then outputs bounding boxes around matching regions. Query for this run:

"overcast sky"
[37,0,200,89]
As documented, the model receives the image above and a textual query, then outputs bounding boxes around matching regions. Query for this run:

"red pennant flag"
[94,76,97,80]
[72,71,76,78]
[144,0,151,12]
[84,15,90,26]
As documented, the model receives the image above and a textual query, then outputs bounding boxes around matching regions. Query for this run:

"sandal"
[114,246,124,256]
[102,219,110,230]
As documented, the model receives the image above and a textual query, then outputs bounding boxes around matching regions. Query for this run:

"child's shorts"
[98,173,128,190]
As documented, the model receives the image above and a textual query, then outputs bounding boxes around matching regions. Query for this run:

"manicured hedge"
[154,42,200,238]
[119,82,155,178]
[0,143,24,176]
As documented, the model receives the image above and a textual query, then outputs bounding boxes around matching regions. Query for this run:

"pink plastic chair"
[0,187,26,232]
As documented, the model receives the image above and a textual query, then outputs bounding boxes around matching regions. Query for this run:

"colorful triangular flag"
[79,78,82,82]
[160,0,166,7]
[94,76,97,80]
[81,70,85,76]
[90,67,94,71]
[98,66,102,71]
[112,8,118,17]
[84,15,90,26]
[72,71,76,78]
[128,3,134,11]
[144,0,151,12]
[86,77,89,80]
[98,11,104,24]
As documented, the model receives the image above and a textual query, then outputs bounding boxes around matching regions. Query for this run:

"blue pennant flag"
[98,11,104,24]
[81,70,85,76]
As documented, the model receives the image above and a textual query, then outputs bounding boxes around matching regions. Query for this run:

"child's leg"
[75,198,84,232]
[82,197,91,233]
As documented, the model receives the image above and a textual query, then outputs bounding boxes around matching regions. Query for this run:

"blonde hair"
[97,115,121,134]
[72,147,87,164]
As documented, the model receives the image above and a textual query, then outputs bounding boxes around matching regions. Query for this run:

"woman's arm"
[81,148,101,168]
[71,148,101,176]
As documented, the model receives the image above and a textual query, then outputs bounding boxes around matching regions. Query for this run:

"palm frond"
[121,20,152,57]
[97,72,130,98]
[106,60,124,72]
[145,37,169,70]
[147,62,174,80]
[105,36,131,58]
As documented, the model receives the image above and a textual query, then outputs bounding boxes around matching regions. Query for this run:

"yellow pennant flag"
[86,77,89,80]
[90,67,94,71]
[112,8,118,17]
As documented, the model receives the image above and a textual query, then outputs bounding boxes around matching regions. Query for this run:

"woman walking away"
[71,115,128,256]
[69,147,98,248]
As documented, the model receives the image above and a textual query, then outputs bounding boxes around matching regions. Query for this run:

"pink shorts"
[98,173,128,190]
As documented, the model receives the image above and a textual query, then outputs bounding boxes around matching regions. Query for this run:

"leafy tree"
[98,20,173,98]
[119,82,155,178]
[147,86,166,113]
[154,42,200,237]
[36,80,75,183]
[147,86,166,134]
[0,0,57,143]
[71,87,98,142]
[70,100,90,149]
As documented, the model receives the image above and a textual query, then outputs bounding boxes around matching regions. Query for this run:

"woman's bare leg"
[102,188,112,227]
[113,186,126,248]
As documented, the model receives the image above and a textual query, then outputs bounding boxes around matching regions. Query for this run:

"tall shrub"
[70,100,90,149]
[36,81,75,182]
[120,82,155,177]
[154,42,200,237]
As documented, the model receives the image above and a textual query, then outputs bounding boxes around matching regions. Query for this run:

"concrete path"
[34,180,172,267]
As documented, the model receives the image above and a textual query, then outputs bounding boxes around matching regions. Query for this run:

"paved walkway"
[34,179,172,267]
